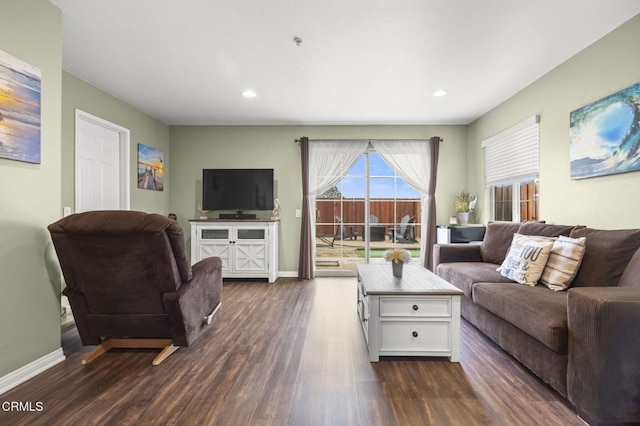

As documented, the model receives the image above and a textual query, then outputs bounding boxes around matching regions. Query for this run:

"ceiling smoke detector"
[293,37,302,46]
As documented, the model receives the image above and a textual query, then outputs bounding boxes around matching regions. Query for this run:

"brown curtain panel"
[298,137,313,279]
[424,136,441,271]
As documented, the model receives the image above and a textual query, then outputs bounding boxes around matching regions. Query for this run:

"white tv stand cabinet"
[190,219,279,283]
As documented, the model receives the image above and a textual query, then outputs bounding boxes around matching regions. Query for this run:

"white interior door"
[75,110,130,212]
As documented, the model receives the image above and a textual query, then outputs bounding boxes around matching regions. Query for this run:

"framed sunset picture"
[570,82,640,179]
[0,49,41,164]
[137,143,164,191]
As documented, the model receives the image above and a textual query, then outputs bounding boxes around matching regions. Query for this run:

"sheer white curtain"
[307,140,369,272]
[370,139,431,264]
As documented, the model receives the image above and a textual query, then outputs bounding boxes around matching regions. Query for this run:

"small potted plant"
[454,190,476,226]
[384,248,411,277]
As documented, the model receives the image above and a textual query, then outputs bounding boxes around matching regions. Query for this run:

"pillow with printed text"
[497,233,555,286]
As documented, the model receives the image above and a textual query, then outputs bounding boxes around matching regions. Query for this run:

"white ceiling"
[50,0,640,126]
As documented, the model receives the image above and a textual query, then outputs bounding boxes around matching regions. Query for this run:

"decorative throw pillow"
[539,236,586,291]
[497,234,555,286]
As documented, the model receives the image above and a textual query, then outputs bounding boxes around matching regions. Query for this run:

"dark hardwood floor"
[0,277,581,425]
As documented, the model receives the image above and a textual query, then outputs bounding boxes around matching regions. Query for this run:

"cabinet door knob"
[412,304,419,311]
[412,331,418,338]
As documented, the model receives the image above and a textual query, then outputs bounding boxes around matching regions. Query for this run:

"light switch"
[295,209,301,218]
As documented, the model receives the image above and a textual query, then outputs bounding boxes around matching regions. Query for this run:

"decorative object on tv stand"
[453,190,476,226]
[384,248,411,277]
[197,204,209,220]
[271,198,280,220]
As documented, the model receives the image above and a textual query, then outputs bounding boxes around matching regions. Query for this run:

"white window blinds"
[482,115,540,186]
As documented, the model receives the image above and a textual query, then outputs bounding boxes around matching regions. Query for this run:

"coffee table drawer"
[380,297,451,318]
[380,320,452,353]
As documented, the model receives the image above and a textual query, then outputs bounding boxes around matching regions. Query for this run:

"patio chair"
[389,215,417,243]
[335,216,359,241]
[399,216,417,243]
[318,216,361,247]
[368,215,386,242]
[318,217,341,247]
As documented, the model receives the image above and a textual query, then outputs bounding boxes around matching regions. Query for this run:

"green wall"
[0,0,63,377]
[169,125,468,273]
[468,14,640,228]
[61,72,171,214]
[2,0,637,385]
[1,0,171,383]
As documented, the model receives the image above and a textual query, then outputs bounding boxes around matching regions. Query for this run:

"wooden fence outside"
[316,198,421,236]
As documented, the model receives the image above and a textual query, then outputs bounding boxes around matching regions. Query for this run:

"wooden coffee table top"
[357,264,463,296]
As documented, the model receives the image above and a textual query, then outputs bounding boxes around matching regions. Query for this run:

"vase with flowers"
[384,248,412,277]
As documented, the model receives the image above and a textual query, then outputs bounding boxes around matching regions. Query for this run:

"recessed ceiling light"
[432,90,448,97]
[242,90,257,98]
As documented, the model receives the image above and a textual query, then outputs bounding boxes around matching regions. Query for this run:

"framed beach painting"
[137,143,164,191]
[0,49,41,164]
[570,82,640,179]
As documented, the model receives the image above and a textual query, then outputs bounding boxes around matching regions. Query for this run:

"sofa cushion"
[569,227,640,287]
[472,282,568,353]
[618,247,640,288]
[498,234,555,286]
[437,262,512,298]
[517,221,576,237]
[540,236,587,291]
[480,221,522,264]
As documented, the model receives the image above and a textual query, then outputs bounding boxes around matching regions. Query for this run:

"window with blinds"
[482,115,540,186]
[482,116,540,221]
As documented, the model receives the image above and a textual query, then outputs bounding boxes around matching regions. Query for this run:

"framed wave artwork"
[570,82,640,179]
[0,49,42,164]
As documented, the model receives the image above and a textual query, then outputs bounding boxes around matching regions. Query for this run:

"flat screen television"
[202,169,274,215]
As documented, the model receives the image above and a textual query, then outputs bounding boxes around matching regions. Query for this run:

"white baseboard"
[278,271,298,278]
[0,348,66,396]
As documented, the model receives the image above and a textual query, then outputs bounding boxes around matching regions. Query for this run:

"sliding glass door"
[315,152,421,275]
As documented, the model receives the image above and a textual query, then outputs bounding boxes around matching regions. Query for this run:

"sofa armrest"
[163,256,223,346]
[567,287,640,425]
[433,243,483,271]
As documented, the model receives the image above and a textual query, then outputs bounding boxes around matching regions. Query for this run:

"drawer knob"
[412,304,419,311]
[412,331,418,338]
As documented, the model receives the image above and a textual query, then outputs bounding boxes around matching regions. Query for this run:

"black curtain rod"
[294,137,443,143]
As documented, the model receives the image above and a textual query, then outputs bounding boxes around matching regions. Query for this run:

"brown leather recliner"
[48,210,222,365]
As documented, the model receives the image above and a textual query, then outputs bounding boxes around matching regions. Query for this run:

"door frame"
[74,109,131,211]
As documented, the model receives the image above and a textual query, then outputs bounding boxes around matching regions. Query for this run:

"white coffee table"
[356,264,463,362]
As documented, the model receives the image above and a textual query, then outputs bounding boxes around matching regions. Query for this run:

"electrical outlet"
[63,207,73,217]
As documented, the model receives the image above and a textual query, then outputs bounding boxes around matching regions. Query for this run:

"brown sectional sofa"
[433,221,640,425]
